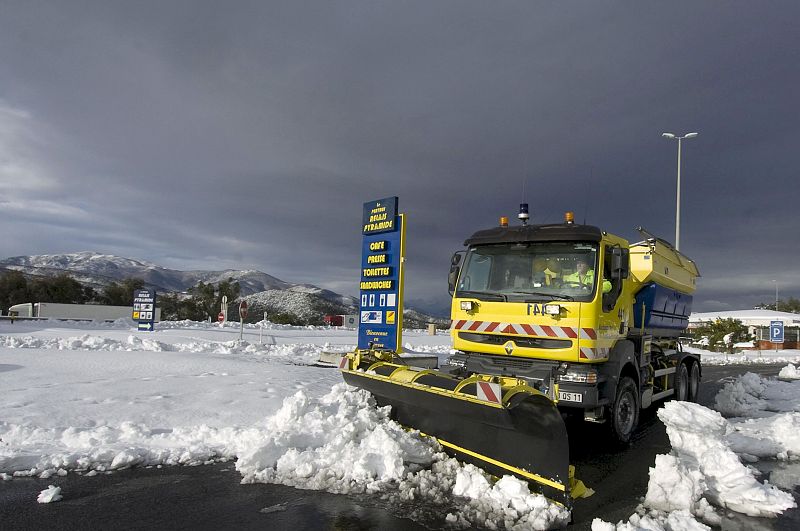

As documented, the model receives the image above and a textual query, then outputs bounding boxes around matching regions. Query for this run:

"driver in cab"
[563,258,612,293]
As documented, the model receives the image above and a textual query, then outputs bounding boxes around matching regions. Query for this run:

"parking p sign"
[770,320,784,343]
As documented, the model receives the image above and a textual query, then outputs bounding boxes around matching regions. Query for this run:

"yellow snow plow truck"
[339,206,700,508]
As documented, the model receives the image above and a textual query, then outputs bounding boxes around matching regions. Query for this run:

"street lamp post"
[773,279,779,311]
[662,132,698,251]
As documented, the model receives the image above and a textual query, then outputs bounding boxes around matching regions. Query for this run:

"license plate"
[558,391,583,403]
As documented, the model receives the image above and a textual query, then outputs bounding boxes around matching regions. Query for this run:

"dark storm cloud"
[1,1,799,313]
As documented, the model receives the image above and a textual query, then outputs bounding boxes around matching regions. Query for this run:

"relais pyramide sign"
[132,288,157,332]
[358,197,405,351]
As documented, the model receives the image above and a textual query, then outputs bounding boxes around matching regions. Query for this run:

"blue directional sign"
[358,197,405,351]
[770,320,784,343]
[133,288,157,332]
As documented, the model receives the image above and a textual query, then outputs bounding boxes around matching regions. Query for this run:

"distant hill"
[0,252,444,326]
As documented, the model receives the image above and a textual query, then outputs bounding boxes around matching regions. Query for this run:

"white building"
[689,309,800,329]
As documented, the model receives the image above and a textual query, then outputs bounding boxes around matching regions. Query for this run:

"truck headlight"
[544,304,561,315]
[561,369,598,384]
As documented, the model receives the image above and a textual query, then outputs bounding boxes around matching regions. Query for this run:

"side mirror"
[610,247,629,280]
[448,251,465,295]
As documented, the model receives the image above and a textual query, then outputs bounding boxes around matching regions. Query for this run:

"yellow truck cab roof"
[465,223,603,246]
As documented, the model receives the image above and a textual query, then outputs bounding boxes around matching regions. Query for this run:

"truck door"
[598,245,628,355]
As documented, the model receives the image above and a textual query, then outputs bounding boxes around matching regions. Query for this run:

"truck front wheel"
[609,376,639,445]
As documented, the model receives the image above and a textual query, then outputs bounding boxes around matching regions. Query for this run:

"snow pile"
[712,371,800,461]
[779,363,800,380]
[642,454,705,513]
[1,334,169,352]
[595,382,800,530]
[236,383,436,491]
[37,485,62,503]
[447,465,570,529]
[714,372,769,416]
[728,414,800,460]
[715,371,800,417]
[235,384,569,529]
[591,509,709,531]
[656,401,794,517]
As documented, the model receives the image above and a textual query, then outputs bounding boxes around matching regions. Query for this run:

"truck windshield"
[456,242,599,302]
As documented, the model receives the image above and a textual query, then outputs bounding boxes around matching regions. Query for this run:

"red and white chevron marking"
[579,347,610,360]
[451,319,597,340]
[476,381,502,404]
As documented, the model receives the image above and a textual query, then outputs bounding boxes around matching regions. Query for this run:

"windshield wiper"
[457,290,507,301]
[504,291,574,301]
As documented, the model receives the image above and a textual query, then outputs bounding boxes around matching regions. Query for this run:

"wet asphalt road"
[2,364,799,530]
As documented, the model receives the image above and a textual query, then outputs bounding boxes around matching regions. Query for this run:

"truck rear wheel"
[688,362,701,402]
[609,376,639,445]
[675,363,689,401]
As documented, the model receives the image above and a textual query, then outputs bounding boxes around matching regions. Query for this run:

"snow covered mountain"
[0,252,355,308]
[0,252,450,325]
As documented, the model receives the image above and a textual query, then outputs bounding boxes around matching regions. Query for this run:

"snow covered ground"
[2,319,799,529]
[685,345,800,366]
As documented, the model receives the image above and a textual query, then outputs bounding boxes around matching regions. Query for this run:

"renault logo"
[504,341,515,355]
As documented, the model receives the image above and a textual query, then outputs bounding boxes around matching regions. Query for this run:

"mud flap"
[341,368,572,508]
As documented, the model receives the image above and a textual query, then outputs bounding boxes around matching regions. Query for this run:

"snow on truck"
[340,205,701,509]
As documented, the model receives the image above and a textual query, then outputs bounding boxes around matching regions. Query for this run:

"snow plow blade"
[340,354,572,507]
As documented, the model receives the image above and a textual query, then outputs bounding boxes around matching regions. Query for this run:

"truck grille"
[450,352,561,381]
[458,331,571,349]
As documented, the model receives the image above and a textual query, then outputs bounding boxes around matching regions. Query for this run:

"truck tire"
[609,376,639,445]
[675,363,689,401]
[688,361,701,402]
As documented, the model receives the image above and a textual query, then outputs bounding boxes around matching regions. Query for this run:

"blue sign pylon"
[357,197,405,352]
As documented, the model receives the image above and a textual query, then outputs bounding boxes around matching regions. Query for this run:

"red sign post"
[217,312,225,323]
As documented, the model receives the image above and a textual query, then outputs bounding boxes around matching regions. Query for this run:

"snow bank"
[0,333,327,365]
[657,401,794,517]
[0,420,244,476]
[595,374,800,530]
[236,383,569,529]
[684,346,800,366]
[156,319,324,332]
